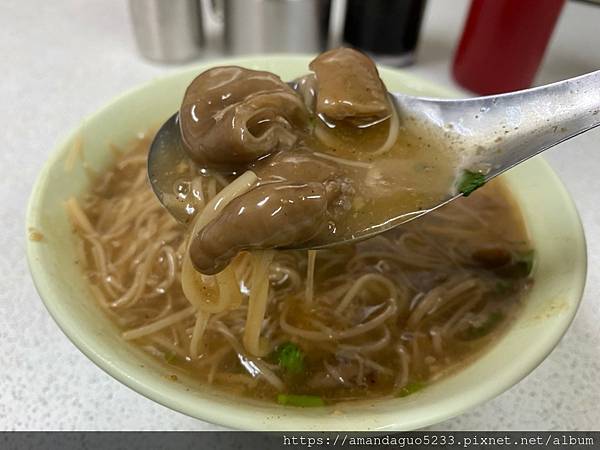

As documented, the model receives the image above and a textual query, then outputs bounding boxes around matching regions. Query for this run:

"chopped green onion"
[277,394,325,407]
[276,342,305,374]
[457,170,486,197]
[397,381,424,398]
[463,311,504,340]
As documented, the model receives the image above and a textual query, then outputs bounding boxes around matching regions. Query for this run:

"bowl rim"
[26,54,588,431]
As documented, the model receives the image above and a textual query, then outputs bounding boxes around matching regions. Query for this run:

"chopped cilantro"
[276,342,305,374]
[457,170,486,196]
[277,394,325,407]
[397,381,425,398]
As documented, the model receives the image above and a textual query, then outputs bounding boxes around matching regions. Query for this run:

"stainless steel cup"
[129,0,205,63]
[223,0,332,54]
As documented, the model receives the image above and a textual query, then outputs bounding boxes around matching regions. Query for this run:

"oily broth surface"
[72,134,533,404]
[308,116,459,243]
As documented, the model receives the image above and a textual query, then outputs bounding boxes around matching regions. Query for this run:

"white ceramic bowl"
[26,56,587,430]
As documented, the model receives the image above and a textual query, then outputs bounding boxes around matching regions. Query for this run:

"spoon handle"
[394,70,600,178]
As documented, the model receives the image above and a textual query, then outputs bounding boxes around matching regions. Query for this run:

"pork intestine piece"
[309,48,391,125]
[180,66,309,168]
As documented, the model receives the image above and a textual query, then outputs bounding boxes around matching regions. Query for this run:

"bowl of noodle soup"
[26,56,586,430]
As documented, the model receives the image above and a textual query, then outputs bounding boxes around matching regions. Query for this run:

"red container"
[452,0,565,95]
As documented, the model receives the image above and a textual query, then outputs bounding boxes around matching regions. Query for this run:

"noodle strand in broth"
[70,122,532,404]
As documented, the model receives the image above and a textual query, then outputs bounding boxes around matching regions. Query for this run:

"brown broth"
[302,115,459,244]
[73,135,533,405]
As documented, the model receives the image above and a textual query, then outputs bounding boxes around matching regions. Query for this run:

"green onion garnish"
[457,170,486,197]
[276,342,305,374]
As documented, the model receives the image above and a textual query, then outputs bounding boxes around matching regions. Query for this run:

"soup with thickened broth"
[68,49,534,406]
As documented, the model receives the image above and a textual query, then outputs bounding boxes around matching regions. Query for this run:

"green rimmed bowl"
[26,56,587,431]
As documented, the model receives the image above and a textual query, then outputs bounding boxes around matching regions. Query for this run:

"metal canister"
[223,0,331,54]
[128,0,205,63]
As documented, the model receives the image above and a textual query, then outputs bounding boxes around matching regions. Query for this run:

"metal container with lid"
[223,0,332,55]
[128,0,205,63]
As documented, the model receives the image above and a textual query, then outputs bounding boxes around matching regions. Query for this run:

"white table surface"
[2,0,599,431]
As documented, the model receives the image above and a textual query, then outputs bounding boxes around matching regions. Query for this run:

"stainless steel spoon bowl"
[149,70,600,247]
[148,113,191,224]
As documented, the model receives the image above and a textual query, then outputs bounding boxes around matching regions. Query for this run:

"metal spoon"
[149,70,600,247]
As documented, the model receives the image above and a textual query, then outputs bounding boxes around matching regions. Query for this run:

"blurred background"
[2,0,600,431]
[126,0,597,93]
